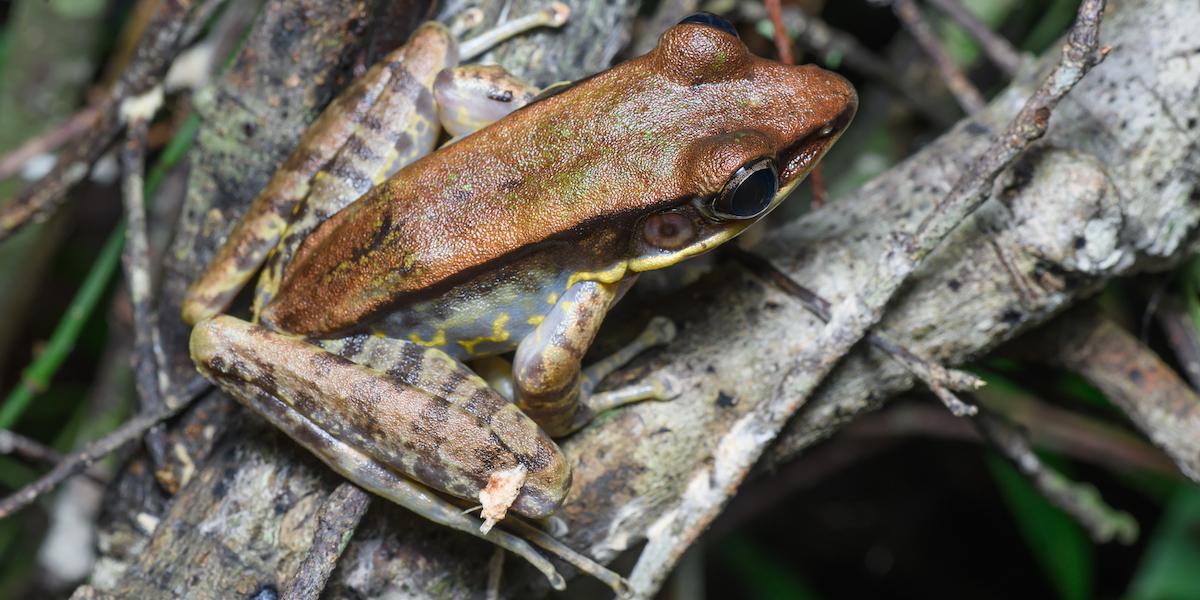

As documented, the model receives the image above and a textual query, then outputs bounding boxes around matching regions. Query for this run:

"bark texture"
[79,0,1200,598]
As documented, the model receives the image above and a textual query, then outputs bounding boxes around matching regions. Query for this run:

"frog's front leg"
[514,280,679,437]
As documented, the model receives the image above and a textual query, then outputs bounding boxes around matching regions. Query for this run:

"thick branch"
[1033,307,1200,482]
[84,0,1200,598]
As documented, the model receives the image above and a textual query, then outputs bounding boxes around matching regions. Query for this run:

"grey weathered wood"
[77,0,1200,598]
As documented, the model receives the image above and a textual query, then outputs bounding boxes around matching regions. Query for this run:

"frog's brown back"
[260,23,855,337]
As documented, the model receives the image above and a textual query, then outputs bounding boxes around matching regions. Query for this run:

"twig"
[0,0,212,245]
[1034,306,1200,482]
[1159,298,1200,390]
[283,482,372,600]
[926,0,1024,75]
[808,164,827,209]
[974,387,1179,477]
[973,407,1138,543]
[728,247,983,415]
[0,429,110,487]
[763,0,794,65]
[628,1,1107,592]
[119,112,167,414]
[727,392,1175,539]
[734,2,954,127]
[0,111,200,432]
[893,0,987,113]
[0,429,64,466]
[485,547,505,600]
[0,104,104,181]
[0,378,207,518]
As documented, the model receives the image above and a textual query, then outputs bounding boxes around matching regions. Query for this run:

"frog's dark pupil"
[678,12,739,38]
[727,167,777,217]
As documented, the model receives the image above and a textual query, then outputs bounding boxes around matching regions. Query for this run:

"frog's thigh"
[433,64,538,137]
[190,316,570,521]
[204,366,567,590]
[182,58,403,325]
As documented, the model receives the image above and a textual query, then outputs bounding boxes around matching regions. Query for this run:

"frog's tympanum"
[183,8,855,592]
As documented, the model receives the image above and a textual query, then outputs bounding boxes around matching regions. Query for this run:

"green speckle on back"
[712,49,727,71]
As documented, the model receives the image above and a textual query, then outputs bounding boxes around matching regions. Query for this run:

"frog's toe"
[651,371,684,400]
[644,315,678,345]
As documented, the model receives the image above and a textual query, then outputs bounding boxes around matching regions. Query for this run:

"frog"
[182,8,856,593]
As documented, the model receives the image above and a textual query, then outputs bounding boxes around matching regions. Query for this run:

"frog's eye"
[677,12,739,38]
[711,159,778,220]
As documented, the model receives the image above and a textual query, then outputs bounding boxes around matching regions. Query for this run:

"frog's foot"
[563,316,681,433]
[582,315,678,387]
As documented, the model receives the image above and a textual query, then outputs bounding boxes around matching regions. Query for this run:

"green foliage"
[986,453,1095,600]
[1126,488,1200,600]
[0,114,200,431]
[938,0,1022,66]
[0,28,7,79]
[719,536,824,600]
[0,231,123,430]
[1021,0,1083,52]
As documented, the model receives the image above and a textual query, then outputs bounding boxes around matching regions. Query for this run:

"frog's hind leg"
[318,333,634,596]
[192,317,632,595]
[191,316,568,589]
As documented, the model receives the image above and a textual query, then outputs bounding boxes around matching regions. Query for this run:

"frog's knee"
[189,315,267,379]
[488,406,572,519]
[189,315,235,368]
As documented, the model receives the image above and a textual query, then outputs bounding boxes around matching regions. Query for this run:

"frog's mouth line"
[779,100,857,185]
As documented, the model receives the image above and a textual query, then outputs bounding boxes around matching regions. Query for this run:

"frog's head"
[626,12,857,272]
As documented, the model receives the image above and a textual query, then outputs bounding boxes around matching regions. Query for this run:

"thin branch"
[0,104,104,181]
[926,0,1024,75]
[974,387,1180,478]
[734,2,955,127]
[485,547,505,600]
[283,482,372,600]
[973,407,1138,543]
[119,112,166,414]
[0,0,213,245]
[628,1,1108,592]
[0,379,207,518]
[1034,306,1200,482]
[893,0,987,113]
[1158,298,1200,390]
[723,393,1175,539]
[0,429,110,487]
[0,429,64,467]
[728,247,983,415]
[763,0,794,65]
